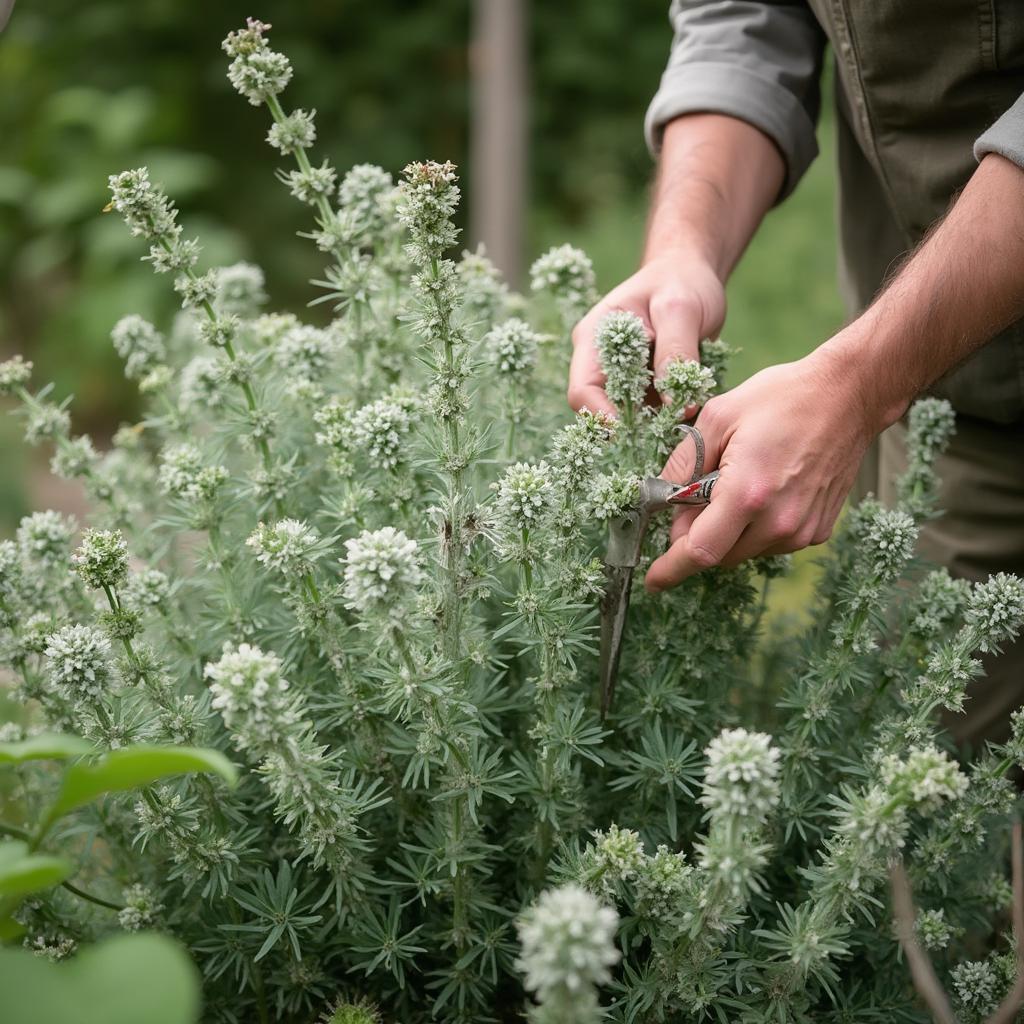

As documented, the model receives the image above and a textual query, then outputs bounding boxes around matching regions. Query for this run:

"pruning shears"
[598,425,718,719]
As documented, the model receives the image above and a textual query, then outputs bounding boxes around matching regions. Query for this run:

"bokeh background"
[0,0,844,564]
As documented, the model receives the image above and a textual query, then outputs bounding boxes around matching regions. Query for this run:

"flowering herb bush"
[2,19,1024,1024]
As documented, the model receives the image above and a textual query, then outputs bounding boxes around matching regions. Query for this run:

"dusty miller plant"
[2,19,1024,1024]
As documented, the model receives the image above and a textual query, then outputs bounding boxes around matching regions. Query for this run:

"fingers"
[649,294,702,401]
[568,315,616,416]
[644,477,753,592]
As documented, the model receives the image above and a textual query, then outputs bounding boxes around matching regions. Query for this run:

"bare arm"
[646,153,1024,590]
[568,113,784,415]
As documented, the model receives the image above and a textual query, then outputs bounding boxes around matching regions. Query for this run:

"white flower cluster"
[281,160,338,207]
[71,528,129,591]
[906,397,956,464]
[16,510,76,572]
[337,163,395,238]
[529,244,597,323]
[965,572,1024,652]
[549,411,614,493]
[458,246,509,325]
[879,745,968,810]
[0,355,32,396]
[44,624,112,700]
[583,824,645,900]
[633,845,693,920]
[493,462,554,533]
[23,401,70,446]
[205,642,298,749]
[342,527,423,621]
[246,519,321,577]
[593,310,651,411]
[485,318,541,378]
[214,262,267,317]
[910,568,972,638]
[349,394,418,471]
[699,338,733,383]
[951,959,1001,1017]
[915,908,954,951]
[656,358,715,409]
[700,728,782,822]
[0,540,21,610]
[111,314,166,381]
[118,883,163,931]
[50,435,98,480]
[158,444,229,504]
[587,471,639,521]
[859,507,918,582]
[123,568,171,609]
[397,161,460,262]
[222,19,293,106]
[107,168,201,281]
[266,109,317,156]
[274,323,336,383]
[517,884,620,1011]
[178,354,226,411]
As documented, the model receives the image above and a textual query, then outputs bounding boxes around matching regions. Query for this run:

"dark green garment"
[646,0,1024,422]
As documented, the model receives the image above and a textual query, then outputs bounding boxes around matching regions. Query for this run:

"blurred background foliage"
[0,0,844,557]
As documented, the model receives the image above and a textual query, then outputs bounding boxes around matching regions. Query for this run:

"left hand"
[645,346,885,592]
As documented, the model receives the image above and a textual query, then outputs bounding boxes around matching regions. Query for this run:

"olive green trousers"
[862,416,1024,750]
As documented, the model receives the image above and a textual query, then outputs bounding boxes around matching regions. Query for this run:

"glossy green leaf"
[0,932,201,1024]
[0,840,72,899]
[0,733,91,765]
[45,745,237,828]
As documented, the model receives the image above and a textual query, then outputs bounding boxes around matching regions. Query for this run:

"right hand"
[567,248,727,416]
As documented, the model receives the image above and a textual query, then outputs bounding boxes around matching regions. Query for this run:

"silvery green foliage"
[4,22,1024,1024]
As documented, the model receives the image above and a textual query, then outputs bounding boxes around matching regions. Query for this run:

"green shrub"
[2,20,1023,1024]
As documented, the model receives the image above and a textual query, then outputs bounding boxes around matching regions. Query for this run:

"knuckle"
[687,542,720,570]
[651,291,696,320]
[740,480,773,515]
[769,510,802,540]
[792,524,818,549]
[812,524,834,546]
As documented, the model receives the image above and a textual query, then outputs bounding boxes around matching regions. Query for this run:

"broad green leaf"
[0,733,91,765]
[0,840,72,899]
[45,745,237,828]
[0,915,25,942]
[0,932,201,1024]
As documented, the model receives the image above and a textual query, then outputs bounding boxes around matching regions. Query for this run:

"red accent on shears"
[668,481,703,502]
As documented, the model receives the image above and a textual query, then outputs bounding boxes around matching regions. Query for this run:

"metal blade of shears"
[599,562,634,720]
[597,472,720,719]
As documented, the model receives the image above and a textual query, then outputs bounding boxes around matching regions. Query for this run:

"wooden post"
[469,0,527,289]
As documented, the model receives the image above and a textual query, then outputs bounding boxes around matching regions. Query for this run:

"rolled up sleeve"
[975,93,1024,170]
[645,1,826,200]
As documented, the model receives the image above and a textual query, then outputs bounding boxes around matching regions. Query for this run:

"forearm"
[644,114,787,279]
[822,153,1024,431]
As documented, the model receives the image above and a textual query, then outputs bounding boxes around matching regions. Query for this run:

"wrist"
[641,234,724,281]
[811,325,910,437]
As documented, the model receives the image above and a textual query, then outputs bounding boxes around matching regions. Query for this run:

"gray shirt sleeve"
[975,94,1024,169]
[645,0,826,200]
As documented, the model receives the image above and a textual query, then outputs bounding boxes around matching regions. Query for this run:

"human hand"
[567,249,726,416]
[645,346,887,592]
